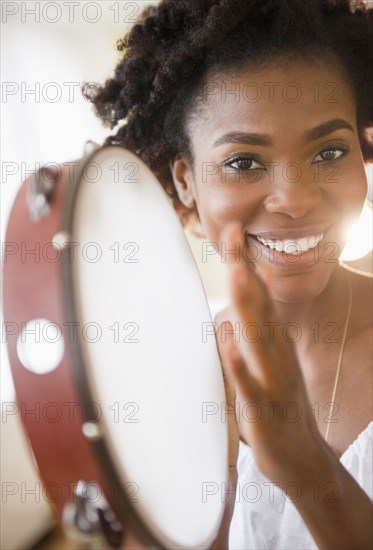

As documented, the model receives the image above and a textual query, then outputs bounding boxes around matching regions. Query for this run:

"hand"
[217,221,327,488]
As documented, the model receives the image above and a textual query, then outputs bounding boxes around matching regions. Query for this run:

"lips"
[244,223,337,269]
[255,232,324,254]
[247,222,334,241]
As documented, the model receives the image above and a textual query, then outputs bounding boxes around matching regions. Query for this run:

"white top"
[229,421,373,549]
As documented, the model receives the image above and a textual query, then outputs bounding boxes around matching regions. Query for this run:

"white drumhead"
[71,146,228,549]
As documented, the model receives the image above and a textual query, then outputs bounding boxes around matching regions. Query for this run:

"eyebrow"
[212,132,272,148]
[305,118,355,142]
[212,118,355,149]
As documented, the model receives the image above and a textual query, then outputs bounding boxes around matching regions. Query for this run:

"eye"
[223,155,264,171]
[313,146,348,163]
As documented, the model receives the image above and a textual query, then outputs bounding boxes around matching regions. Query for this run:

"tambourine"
[3,144,228,549]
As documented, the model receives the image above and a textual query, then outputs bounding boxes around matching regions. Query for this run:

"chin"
[262,263,337,304]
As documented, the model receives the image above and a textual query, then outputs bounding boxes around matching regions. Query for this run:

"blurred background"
[1,1,372,548]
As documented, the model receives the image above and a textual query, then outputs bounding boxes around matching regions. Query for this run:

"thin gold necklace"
[324,272,352,443]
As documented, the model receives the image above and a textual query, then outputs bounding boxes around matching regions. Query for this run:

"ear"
[169,154,196,209]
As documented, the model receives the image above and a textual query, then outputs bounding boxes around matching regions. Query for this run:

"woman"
[87,0,373,548]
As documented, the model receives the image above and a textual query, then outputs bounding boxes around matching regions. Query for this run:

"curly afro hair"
[84,0,373,235]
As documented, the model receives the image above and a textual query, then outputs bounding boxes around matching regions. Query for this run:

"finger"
[221,222,292,381]
[227,331,262,403]
[216,321,261,404]
[257,263,274,295]
[222,222,275,320]
[215,322,237,404]
[230,262,280,384]
[233,257,300,375]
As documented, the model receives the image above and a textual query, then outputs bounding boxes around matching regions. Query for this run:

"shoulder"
[344,264,372,338]
[344,263,372,294]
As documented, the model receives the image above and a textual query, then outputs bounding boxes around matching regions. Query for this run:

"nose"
[263,169,323,218]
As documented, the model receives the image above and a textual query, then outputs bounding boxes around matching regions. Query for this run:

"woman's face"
[171,56,368,302]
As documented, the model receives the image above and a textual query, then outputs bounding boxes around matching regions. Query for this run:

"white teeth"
[256,232,324,254]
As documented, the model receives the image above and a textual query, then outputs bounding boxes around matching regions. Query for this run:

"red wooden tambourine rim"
[3,146,171,549]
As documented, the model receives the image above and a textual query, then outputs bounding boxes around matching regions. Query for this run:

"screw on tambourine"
[82,421,102,441]
[62,480,123,549]
[27,166,59,222]
[52,231,71,249]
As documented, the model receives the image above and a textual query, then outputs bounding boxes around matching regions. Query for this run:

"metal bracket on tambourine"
[27,166,59,222]
[62,480,123,549]
[27,141,101,222]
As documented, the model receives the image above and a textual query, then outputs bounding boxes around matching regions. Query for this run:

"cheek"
[195,185,257,242]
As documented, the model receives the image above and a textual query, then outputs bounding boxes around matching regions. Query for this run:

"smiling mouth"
[245,223,336,256]
[253,232,324,254]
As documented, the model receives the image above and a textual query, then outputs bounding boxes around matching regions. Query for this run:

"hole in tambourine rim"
[16,318,64,374]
